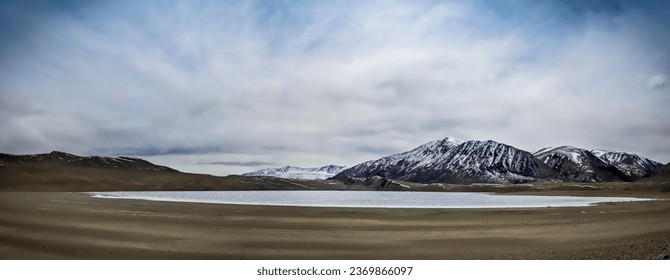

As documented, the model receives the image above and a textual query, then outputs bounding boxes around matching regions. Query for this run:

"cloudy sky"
[1,0,669,175]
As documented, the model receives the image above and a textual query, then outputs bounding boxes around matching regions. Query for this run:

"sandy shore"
[1,191,669,259]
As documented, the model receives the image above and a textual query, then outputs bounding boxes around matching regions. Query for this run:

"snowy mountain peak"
[410,136,463,151]
[241,165,346,180]
[537,146,590,164]
[442,136,464,145]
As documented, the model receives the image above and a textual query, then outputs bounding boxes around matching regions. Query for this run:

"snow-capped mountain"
[533,146,627,182]
[242,165,346,180]
[336,138,557,184]
[591,150,661,179]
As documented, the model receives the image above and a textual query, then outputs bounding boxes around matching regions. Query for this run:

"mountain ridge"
[533,146,628,182]
[336,138,558,184]
[2,139,663,187]
[335,138,661,184]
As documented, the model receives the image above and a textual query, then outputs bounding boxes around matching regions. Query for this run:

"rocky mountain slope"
[241,165,346,180]
[644,162,670,181]
[335,138,558,184]
[533,146,628,182]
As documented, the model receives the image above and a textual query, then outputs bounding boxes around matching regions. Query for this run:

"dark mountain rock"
[645,163,670,181]
[330,175,411,191]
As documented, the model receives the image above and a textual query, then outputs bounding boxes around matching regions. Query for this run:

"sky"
[1,0,669,175]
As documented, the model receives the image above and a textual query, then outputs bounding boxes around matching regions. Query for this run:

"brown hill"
[0,151,357,192]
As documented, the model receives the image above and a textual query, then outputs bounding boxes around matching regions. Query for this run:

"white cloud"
[1,0,669,174]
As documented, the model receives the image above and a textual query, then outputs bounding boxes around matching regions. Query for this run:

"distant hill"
[242,165,346,180]
[0,151,177,172]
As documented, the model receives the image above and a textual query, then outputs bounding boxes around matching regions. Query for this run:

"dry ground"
[1,189,669,260]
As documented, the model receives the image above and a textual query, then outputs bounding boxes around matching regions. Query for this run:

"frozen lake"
[89,191,653,208]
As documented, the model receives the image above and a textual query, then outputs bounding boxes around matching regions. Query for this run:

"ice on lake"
[89,191,653,208]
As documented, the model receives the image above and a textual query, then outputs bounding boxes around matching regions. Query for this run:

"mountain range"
[2,138,666,190]
[241,165,346,180]
[334,137,663,184]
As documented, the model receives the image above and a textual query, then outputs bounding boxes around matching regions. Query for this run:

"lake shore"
[1,191,669,259]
